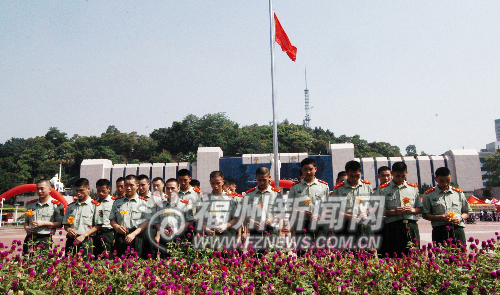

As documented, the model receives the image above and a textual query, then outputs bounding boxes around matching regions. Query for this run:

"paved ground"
[0,219,498,249]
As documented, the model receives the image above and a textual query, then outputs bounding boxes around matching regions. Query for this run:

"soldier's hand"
[395,207,404,216]
[306,211,313,219]
[215,223,229,233]
[251,220,260,230]
[125,232,136,244]
[115,225,127,235]
[403,206,413,214]
[154,234,161,244]
[265,218,273,226]
[450,217,461,225]
[311,214,321,221]
[75,235,86,245]
[204,227,214,235]
[67,228,78,238]
[25,226,35,234]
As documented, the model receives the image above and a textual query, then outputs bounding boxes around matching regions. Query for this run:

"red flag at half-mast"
[274,13,297,61]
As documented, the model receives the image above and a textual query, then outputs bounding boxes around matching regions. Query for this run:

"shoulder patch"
[425,188,435,194]
[138,196,148,202]
[318,179,329,186]
[111,196,123,200]
[245,187,256,194]
[360,179,372,185]
[329,191,334,195]
[193,188,202,194]
[51,199,61,205]
[334,182,345,189]
[271,187,281,193]
[91,199,101,206]
[452,187,463,193]
[27,199,38,205]
[407,182,418,188]
[379,182,390,189]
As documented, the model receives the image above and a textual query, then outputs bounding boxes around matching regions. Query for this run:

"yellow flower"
[120,210,127,216]
[402,197,411,205]
[164,209,171,215]
[26,209,34,217]
[258,203,264,209]
[447,212,455,218]
[356,197,364,204]
[305,197,311,205]
[67,216,75,225]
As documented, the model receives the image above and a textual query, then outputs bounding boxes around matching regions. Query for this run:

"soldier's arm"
[422,213,447,222]
[24,217,34,234]
[75,224,101,244]
[421,194,447,222]
[64,224,78,238]
[125,220,149,243]
[34,219,60,228]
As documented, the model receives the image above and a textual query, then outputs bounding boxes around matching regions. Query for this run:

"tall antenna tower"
[303,68,311,128]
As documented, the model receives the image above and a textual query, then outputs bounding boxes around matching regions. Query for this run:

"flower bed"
[1,232,500,294]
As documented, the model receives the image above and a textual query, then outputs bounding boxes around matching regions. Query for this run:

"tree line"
[3,112,479,196]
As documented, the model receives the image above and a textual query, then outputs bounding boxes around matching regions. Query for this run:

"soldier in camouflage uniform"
[379,162,422,257]
[62,178,102,256]
[23,179,64,254]
[422,167,471,245]
[109,175,149,257]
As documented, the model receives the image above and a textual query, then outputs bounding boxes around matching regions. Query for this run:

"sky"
[1,1,499,156]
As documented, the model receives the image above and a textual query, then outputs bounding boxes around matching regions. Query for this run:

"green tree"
[149,151,172,163]
[419,183,433,194]
[44,127,68,147]
[405,145,418,157]
[484,152,500,188]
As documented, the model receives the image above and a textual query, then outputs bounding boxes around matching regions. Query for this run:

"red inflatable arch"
[0,184,68,211]
[270,180,296,190]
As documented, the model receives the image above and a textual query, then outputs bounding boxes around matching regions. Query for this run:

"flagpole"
[269,0,280,187]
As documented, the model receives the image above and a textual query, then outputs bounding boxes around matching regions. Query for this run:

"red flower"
[221,266,228,272]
